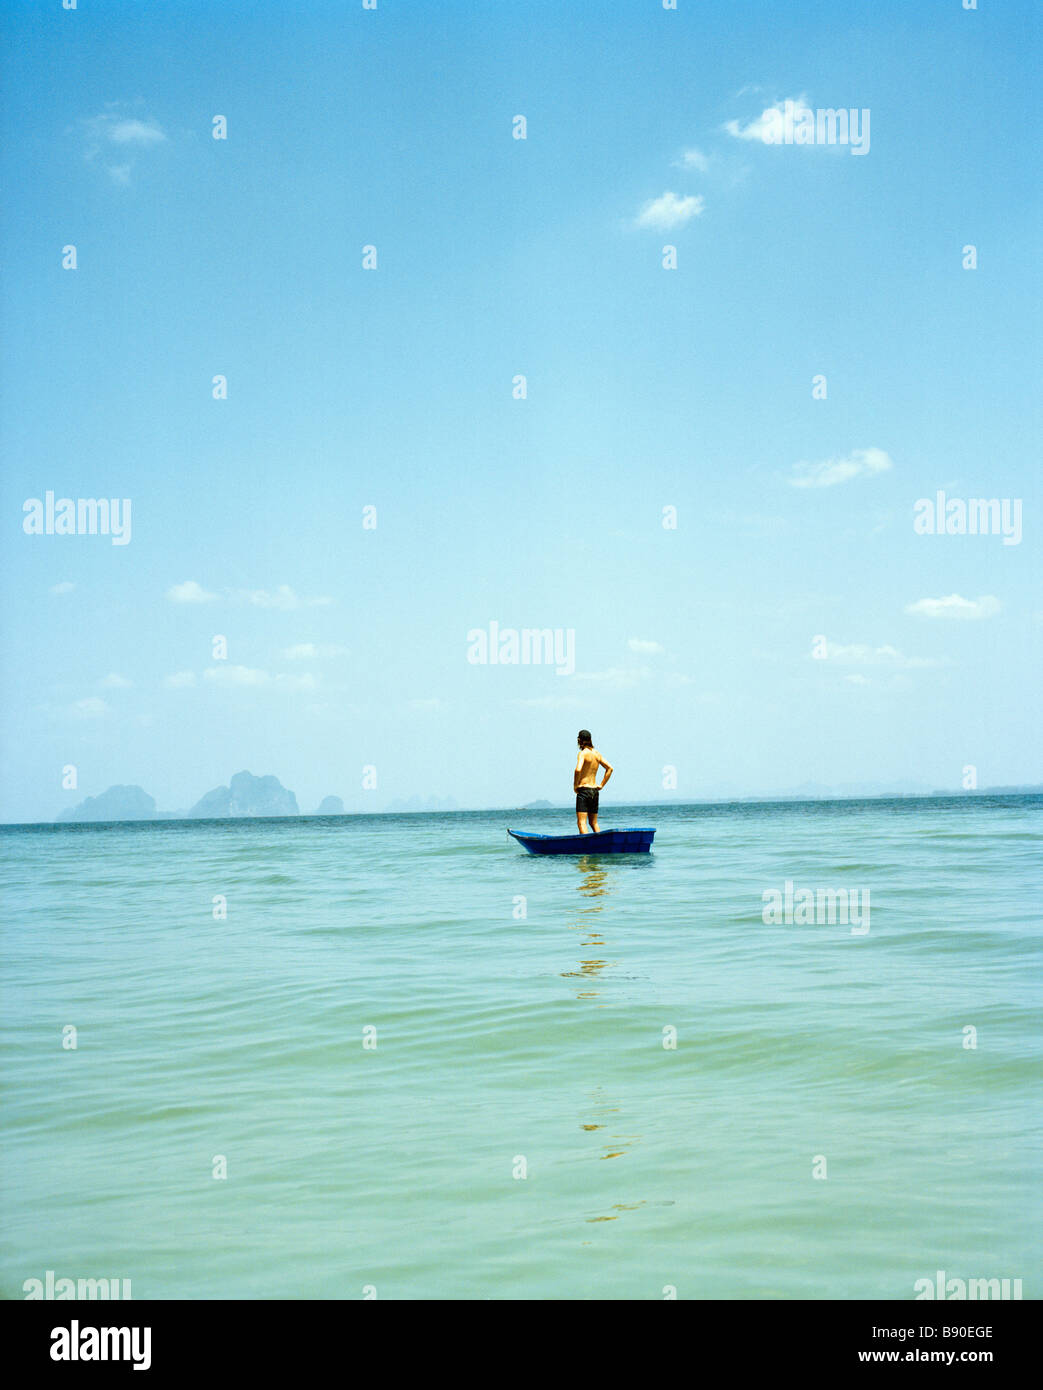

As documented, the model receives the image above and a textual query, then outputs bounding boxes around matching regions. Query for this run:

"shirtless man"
[573,729,613,834]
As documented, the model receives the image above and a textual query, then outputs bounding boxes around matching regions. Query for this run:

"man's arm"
[598,755,613,790]
[574,752,584,792]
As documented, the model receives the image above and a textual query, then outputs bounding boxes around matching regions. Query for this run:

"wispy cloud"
[50,581,75,595]
[572,666,651,689]
[204,665,271,688]
[510,695,584,710]
[821,642,942,669]
[166,582,332,610]
[788,447,892,489]
[163,671,197,688]
[167,580,217,604]
[99,673,132,689]
[634,191,705,230]
[70,697,108,719]
[200,665,319,691]
[103,118,167,147]
[80,106,167,184]
[627,638,664,655]
[281,642,347,660]
[233,586,332,611]
[904,594,1001,621]
[674,147,709,172]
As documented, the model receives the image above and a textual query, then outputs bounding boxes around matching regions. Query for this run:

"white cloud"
[166,583,333,609]
[627,638,664,654]
[167,580,217,603]
[81,109,167,185]
[275,673,318,692]
[233,586,332,611]
[635,191,705,230]
[50,581,75,595]
[106,119,166,147]
[70,697,108,719]
[569,663,697,690]
[99,673,132,689]
[199,666,320,692]
[408,697,445,711]
[724,94,808,143]
[572,666,651,689]
[788,447,893,489]
[904,594,1001,621]
[203,665,271,687]
[281,642,347,660]
[510,696,584,709]
[675,147,709,172]
[844,674,870,686]
[164,671,197,688]
[822,642,941,669]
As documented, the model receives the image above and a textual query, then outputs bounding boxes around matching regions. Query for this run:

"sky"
[1,0,1041,822]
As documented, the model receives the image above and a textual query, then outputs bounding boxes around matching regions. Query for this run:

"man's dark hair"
[577,729,593,748]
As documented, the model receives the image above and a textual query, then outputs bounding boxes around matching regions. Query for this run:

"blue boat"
[508,828,655,855]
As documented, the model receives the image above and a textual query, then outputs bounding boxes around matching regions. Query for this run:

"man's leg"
[589,811,600,833]
[576,812,589,834]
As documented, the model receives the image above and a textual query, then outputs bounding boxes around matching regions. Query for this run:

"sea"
[1,795,1039,1300]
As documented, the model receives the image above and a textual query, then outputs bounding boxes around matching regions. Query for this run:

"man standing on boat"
[574,730,613,834]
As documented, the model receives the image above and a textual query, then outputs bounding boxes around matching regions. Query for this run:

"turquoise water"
[1,796,1040,1300]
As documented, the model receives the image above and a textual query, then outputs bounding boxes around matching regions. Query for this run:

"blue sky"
[2,0,1040,821]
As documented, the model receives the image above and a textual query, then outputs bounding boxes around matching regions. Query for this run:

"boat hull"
[508,828,655,855]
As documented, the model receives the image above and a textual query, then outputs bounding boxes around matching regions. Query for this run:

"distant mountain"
[57,785,156,823]
[764,780,937,800]
[931,784,1043,796]
[188,771,299,819]
[315,796,344,815]
[522,799,555,809]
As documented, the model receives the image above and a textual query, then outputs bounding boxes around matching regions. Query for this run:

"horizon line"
[7,786,1043,830]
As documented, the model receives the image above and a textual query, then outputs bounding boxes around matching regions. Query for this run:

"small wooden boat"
[507,828,655,855]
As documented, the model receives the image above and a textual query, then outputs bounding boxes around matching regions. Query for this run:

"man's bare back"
[573,729,613,833]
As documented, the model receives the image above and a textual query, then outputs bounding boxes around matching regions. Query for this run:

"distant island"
[931,783,1043,796]
[50,777,1043,825]
[57,771,300,823]
[188,771,299,818]
[56,785,156,823]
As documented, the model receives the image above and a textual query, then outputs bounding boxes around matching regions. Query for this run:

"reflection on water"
[560,857,615,999]
[563,861,659,1228]
[580,1085,647,1224]
[580,1084,641,1163]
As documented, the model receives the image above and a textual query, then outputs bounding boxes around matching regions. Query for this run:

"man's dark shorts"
[576,787,599,816]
